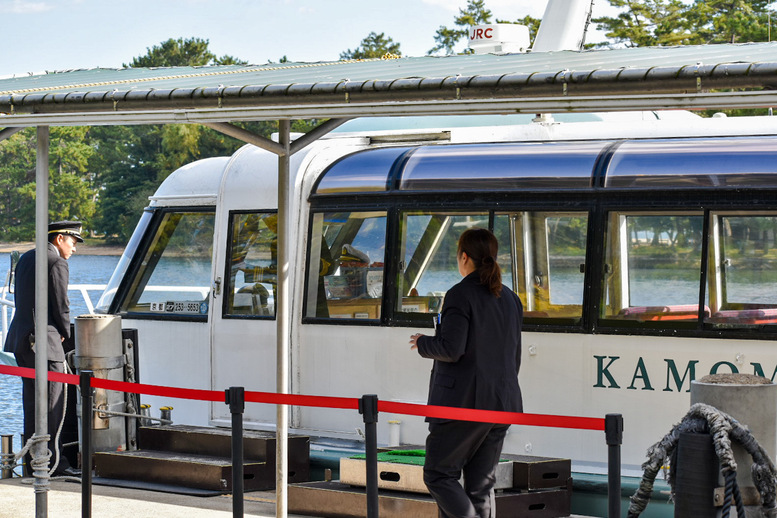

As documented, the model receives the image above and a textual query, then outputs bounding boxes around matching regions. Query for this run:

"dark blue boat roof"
[313,136,777,194]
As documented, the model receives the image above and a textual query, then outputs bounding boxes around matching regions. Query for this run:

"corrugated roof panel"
[1,42,777,121]
[1,43,776,97]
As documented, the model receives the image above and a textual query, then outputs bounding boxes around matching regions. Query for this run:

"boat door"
[209,147,280,428]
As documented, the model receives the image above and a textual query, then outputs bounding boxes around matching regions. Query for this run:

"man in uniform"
[4,221,83,476]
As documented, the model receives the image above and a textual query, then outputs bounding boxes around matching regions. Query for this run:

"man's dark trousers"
[423,421,510,518]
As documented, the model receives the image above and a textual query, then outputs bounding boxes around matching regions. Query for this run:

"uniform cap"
[48,221,84,243]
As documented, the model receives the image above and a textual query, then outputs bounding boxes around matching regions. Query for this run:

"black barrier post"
[359,394,379,518]
[80,371,93,518]
[605,413,624,518]
[226,387,245,518]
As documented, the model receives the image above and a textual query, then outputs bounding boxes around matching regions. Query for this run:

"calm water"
[0,253,120,456]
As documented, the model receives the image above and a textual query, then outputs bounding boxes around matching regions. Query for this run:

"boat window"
[706,213,777,327]
[601,212,706,323]
[95,210,154,313]
[305,211,387,320]
[223,212,277,318]
[396,212,488,319]
[496,212,588,322]
[118,211,215,318]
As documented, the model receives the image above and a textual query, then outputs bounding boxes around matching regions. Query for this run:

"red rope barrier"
[93,377,225,403]
[0,363,604,431]
[244,391,359,411]
[0,364,35,379]
[0,364,80,385]
[379,400,604,431]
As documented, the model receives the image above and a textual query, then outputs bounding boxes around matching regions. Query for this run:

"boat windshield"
[95,210,153,313]
[122,211,214,316]
[98,209,215,317]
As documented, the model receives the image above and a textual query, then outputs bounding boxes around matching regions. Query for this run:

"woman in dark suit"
[410,228,523,518]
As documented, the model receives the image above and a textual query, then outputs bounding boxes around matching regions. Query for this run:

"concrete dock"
[1,476,599,517]
[0,477,313,518]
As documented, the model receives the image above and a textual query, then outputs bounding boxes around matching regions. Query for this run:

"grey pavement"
[0,477,314,518]
[0,477,596,518]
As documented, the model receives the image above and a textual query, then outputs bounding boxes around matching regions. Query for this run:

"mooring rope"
[4,362,73,480]
[720,470,746,518]
[627,403,777,518]
[8,433,51,487]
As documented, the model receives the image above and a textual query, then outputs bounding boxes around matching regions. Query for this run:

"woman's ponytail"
[458,228,502,297]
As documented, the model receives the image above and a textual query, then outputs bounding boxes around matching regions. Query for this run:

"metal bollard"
[139,404,151,427]
[1,434,13,479]
[226,387,245,518]
[691,374,776,506]
[605,413,624,518]
[159,406,173,424]
[359,395,379,518]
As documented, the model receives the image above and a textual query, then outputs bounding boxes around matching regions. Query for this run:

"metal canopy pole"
[34,126,50,517]
[276,119,291,518]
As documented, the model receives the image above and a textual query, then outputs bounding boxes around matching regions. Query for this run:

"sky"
[0,0,622,78]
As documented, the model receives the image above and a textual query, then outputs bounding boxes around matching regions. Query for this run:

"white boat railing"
[0,283,106,354]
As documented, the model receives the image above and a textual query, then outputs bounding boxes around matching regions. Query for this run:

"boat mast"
[532,0,594,52]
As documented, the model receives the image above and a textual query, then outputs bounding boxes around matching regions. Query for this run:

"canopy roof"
[2,42,777,126]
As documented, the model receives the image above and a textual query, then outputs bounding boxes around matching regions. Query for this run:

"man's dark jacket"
[3,243,71,364]
[417,272,523,422]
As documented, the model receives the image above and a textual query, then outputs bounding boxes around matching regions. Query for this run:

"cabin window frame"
[112,206,216,322]
[597,210,707,331]
[221,209,278,320]
[302,199,596,331]
[703,210,777,329]
[493,210,590,325]
[302,136,777,340]
[98,208,156,314]
[302,208,389,324]
[390,210,490,327]
[303,197,777,339]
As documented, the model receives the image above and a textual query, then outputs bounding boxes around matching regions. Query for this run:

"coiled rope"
[628,403,777,518]
[3,361,74,482]
[10,433,52,488]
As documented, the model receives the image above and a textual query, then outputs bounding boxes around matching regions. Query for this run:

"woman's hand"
[409,333,424,351]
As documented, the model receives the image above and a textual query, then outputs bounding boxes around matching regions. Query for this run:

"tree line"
[1,0,773,244]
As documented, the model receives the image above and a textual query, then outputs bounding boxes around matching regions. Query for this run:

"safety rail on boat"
[0,283,106,353]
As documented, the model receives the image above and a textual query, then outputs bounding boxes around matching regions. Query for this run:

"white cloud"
[0,0,53,13]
